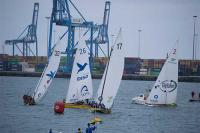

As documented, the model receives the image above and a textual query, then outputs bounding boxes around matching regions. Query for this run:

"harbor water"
[0,76,200,133]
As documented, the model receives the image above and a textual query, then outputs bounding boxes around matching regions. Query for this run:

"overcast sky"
[0,0,200,59]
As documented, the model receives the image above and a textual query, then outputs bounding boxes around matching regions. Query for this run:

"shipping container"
[148,68,161,76]
[35,64,45,72]
[58,66,67,73]
[1,55,200,76]
[197,65,200,76]
[0,61,9,71]
[8,64,22,71]
[24,68,35,72]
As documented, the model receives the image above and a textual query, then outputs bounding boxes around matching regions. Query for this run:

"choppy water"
[0,76,200,133]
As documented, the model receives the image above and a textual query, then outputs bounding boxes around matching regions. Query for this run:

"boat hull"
[189,99,200,102]
[23,95,36,106]
[90,108,111,114]
[64,103,91,109]
[132,93,177,107]
[145,103,177,107]
[132,95,147,105]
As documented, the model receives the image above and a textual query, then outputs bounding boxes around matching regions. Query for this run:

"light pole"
[45,16,50,58]
[192,16,197,60]
[138,28,142,58]
[2,44,5,55]
[195,34,198,59]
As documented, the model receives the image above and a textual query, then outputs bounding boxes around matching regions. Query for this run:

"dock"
[0,71,199,82]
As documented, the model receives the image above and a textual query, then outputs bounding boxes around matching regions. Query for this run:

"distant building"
[0,55,200,76]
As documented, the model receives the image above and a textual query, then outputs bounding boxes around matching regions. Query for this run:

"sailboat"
[23,39,62,105]
[64,35,93,109]
[132,43,178,106]
[189,91,200,102]
[90,29,124,113]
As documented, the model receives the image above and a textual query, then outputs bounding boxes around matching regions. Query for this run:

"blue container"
[36,64,45,69]
[9,64,22,71]
[0,61,8,71]
[10,64,18,68]
[0,66,3,71]
[197,65,200,76]
[35,64,45,72]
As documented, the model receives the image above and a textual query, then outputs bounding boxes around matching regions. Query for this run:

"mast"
[99,48,113,104]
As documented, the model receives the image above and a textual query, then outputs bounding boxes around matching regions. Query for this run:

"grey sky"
[1,0,200,59]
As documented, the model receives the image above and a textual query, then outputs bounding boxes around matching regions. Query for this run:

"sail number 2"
[117,43,122,50]
[173,49,176,54]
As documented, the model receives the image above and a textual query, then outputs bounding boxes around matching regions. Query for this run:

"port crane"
[48,0,110,73]
[94,1,110,57]
[5,3,39,59]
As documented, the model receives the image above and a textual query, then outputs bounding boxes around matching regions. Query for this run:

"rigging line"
[98,28,122,105]
[60,29,68,40]
[99,47,113,104]
[17,26,29,39]
[68,0,87,22]
[32,63,48,98]
[72,29,96,57]
[165,91,167,105]
[27,45,35,56]
[15,44,23,55]
[97,44,107,57]
[52,30,68,55]
[74,29,89,48]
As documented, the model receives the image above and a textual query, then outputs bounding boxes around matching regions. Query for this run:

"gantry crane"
[94,1,111,57]
[5,3,39,59]
[48,0,110,73]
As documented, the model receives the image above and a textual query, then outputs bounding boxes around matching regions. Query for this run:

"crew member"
[85,123,96,133]
[77,128,82,133]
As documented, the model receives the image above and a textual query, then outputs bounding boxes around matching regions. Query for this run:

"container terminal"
[0,54,200,82]
[1,1,200,82]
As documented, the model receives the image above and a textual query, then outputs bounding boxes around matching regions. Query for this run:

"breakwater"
[0,71,200,82]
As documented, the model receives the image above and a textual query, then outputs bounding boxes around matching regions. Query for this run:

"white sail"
[33,40,62,103]
[66,37,93,103]
[96,29,124,109]
[146,43,178,105]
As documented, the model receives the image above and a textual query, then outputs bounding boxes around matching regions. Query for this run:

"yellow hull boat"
[64,103,91,109]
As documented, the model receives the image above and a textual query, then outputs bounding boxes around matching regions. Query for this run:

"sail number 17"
[117,43,122,50]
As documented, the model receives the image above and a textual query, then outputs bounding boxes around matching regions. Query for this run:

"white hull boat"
[132,42,178,107]
[131,94,147,105]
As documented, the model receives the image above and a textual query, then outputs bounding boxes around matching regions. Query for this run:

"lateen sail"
[146,43,178,105]
[33,40,62,103]
[66,37,93,103]
[96,29,124,109]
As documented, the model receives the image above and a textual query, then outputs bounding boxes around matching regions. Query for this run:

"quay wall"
[0,71,199,82]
